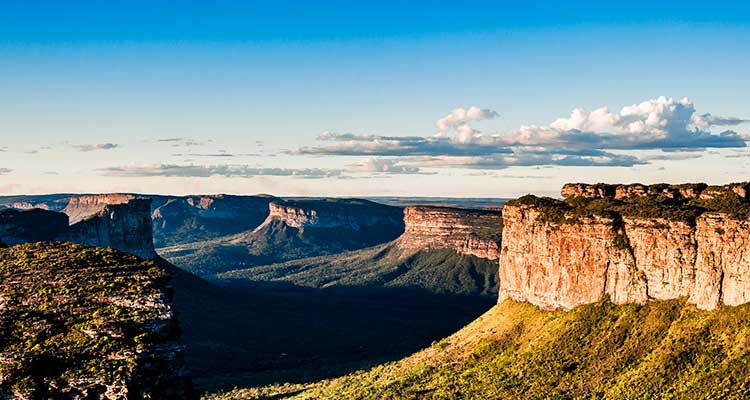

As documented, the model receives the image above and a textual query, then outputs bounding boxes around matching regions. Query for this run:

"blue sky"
[1,1,749,197]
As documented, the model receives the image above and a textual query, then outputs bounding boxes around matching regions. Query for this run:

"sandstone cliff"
[63,194,138,224]
[499,182,750,311]
[151,194,274,247]
[259,199,403,230]
[397,206,502,260]
[59,199,157,259]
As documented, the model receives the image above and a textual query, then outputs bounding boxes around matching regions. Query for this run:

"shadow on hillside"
[169,271,494,393]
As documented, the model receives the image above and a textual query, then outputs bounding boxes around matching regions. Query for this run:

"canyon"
[221,205,503,297]
[498,182,750,311]
[160,198,405,278]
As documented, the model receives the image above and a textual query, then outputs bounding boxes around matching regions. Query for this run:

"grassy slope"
[211,299,750,399]
[219,242,499,297]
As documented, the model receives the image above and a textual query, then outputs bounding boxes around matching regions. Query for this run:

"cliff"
[151,194,274,247]
[60,199,157,259]
[397,206,502,260]
[220,205,503,297]
[62,194,138,224]
[260,198,403,230]
[0,242,193,399]
[160,199,405,278]
[498,182,750,311]
[0,208,69,246]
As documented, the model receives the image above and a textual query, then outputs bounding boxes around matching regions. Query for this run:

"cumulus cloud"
[506,96,748,150]
[72,143,120,152]
[98,164,343,179]
[435,106,499,143]
[294,97,748,170]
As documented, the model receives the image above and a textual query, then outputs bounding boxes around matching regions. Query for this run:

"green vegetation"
[0,242,172,397]
[219,244,499,297]
[507,190,750,225]
[209,299,750,399]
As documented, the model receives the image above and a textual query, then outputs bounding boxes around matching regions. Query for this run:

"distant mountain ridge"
[159,198,405,278]
[221,205,503,297]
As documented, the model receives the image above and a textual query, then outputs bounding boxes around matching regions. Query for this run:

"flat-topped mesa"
[63,193,139,224]
[499,182,750,311]
[398,206,503,260]
[561,182,750,201]
[60,198,157,259]
[259,198,404,230]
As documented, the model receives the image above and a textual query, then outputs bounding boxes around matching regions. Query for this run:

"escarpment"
[499,181,750,311]
[397,206,502,260]
[261,198,404,230]
[0,196,157,259]
[63,194,139,224]
[0,242,193,399]
[60,198,157,259]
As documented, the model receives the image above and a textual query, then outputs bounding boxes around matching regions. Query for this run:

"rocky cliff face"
[499,182,750,311]
[397,206,503,260]
[63,194,138,224]
[60,199,157,259]
[0,208,69,246]
[0,242,194,399]
[151,195,274,247]
[561,182,750,201]
[261,199,403,230]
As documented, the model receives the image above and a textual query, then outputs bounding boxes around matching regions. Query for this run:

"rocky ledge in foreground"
[499,181,750,311]
[0,242,193,399]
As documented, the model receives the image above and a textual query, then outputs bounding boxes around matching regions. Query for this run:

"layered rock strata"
[60,199,156,259]
[499,183,750,311]
[397,206,503,260]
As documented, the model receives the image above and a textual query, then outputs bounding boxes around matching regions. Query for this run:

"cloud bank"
[98,164,343,179]
[295,97,748,170]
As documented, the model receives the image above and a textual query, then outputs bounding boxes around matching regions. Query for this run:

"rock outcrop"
[561,182,750,201]
[499,182,750,311]
[0,242,194,399]
[0,208,69,246]
[151,194,274,247]
[397,206,503,260]
[60,199,156,259]
[261,199,403,230]
[63,194,138,224]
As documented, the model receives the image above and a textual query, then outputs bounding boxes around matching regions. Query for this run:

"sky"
[1,1,749,197]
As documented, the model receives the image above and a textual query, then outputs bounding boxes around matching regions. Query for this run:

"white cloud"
[296,97,748,171]
[435,106,499,143]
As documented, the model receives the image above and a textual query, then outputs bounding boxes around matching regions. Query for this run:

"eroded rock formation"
[60,199,156,259]
[397,206,503,260]
[499,182,750,311]
[261,199,403,230]
[63,194,138,224]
